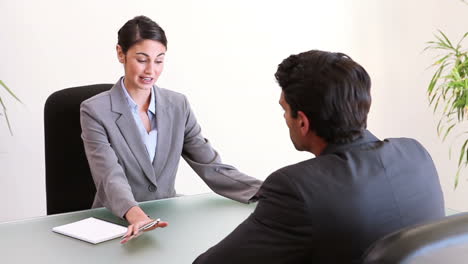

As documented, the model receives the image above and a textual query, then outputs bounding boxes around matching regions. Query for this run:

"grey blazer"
[80,79,262,218]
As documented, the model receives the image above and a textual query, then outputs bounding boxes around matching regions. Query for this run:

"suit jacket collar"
[321,130,380,155]
[110,77,168,114]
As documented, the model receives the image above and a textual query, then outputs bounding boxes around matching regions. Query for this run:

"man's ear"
[297,111,310,136]
[116,45,125,63]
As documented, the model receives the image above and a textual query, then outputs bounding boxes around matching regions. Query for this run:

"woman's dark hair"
[117,15,167,54]
[275,50,372,144]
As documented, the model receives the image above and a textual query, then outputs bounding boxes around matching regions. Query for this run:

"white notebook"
[52,217,127,244]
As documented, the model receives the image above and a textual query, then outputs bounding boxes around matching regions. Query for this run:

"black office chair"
[44,84,112,215]
[363,212,468,264]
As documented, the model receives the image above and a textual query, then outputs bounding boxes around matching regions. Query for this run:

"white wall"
[0,0,467,222]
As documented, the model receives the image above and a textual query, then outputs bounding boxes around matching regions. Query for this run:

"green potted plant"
[0,80,22,135]
[425,25,468,187]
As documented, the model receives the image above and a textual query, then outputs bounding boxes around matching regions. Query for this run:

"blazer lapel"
[110,81,157,186]
[152,86,172,178]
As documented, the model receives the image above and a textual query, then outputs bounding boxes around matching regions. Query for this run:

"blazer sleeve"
[80,100,138,219]
[180,96,263,203]
[193,170,314,264]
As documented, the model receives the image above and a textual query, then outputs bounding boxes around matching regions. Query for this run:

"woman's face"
[117,39,166,92]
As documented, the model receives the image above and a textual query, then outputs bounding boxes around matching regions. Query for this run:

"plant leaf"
[454,167,460,189]
[454,139,468,189]
[443,123,457,141]
[428,64,445,94]
[0,80,22,104]
[456,31,468,50]
[436,30,454,49]
[0,95,13,135]
[458,139,468,166]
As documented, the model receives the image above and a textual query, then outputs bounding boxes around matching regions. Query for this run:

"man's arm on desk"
[193,170,312,263]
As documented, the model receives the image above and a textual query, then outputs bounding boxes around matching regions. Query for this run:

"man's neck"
[310,141,327,156]
[307,132,328,156]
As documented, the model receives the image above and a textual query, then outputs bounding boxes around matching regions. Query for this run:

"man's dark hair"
[275,50,372,144]
[118,15,167,54]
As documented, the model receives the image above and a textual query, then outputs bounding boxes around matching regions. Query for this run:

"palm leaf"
[454,138,468,189]
[458,139,468,166]
[436,30,454,49]
[435,54,451,66]
[432,94,442,113]
[429,92,438,105]
[428,64,445,94]
[0,80,21,135]
[0,81,22,104]
[0,95,13,135]
[442,123,457,141]
[454,167,461,189]
[436,118,445,136]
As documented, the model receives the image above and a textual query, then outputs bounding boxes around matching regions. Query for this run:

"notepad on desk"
[52,217,127,244]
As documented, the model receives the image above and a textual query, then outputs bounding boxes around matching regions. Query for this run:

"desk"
[0,194,460,263]
[0,193,255,263]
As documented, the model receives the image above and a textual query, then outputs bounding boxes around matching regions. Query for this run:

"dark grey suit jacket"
[194,130,444,264]
[80,79,262,218]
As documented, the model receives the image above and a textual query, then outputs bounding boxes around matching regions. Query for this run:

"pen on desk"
[140,218,160,232]
[120,218,160,243]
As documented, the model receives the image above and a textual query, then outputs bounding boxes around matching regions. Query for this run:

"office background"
[0,0,466,222]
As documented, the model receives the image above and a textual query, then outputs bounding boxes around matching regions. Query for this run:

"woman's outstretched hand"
[121,206,169,244]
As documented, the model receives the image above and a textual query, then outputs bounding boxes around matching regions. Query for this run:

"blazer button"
[148,185,156,192]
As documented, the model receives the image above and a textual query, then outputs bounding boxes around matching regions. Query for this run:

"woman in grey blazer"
[80,16,262,242]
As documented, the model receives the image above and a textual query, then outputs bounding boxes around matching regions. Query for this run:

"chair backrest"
[363,212,468,264]
[44,84,112,215]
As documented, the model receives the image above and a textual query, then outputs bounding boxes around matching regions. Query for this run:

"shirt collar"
[148,86,156,115]
[120,77,156,115]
